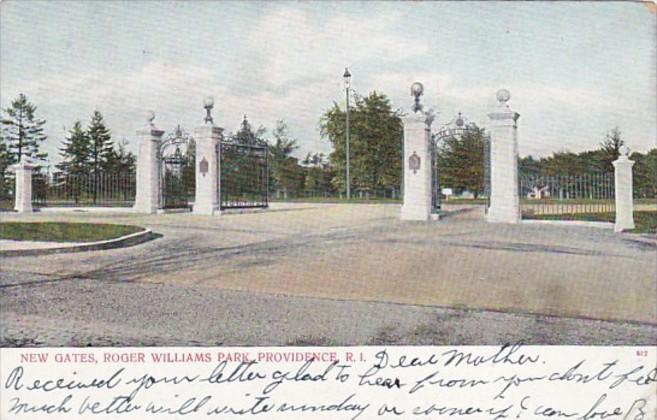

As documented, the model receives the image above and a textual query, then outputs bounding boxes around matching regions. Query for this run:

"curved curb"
[0,229,157,257]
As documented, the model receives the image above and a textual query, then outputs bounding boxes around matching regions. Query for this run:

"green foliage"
[518,125,655,200]
[599,127,624,170]
[56,121,91,176]
[632,149,657,199]
[233,116,266,146]
[320,91,403,191]
[437,125,486,197]
[302,152,333,192]
[267,120,305,193]
[525,211,656,234]
[0,222,144,242]
[87,110,114,173]
[1,93,48,163]
[104,138,137,173]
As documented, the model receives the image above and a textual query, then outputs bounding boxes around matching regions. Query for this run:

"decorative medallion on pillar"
[199,157,208,177]
[409,152,421,174]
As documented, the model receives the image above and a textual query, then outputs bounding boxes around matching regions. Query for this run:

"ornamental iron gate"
[431,113,481,213]
[219,121,268,210]
[160,125,195,210]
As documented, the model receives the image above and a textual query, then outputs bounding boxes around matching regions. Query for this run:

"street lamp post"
[343,67,351,200]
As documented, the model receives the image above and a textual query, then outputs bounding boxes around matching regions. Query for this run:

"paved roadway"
[1,204,655,346]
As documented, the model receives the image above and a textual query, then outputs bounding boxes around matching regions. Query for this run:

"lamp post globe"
[145,110,156,124]
[496,89,511,104]
[203,96,215,125]
[410,82,424,97]
[343,67,351,89]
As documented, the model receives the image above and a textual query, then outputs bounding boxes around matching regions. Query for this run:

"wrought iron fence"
[0,173,15,210]
[220,142,269,209]
[519,173,615,217]
[32,172,136,207]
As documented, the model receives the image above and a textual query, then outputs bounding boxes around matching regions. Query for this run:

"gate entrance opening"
[160,125,195,210]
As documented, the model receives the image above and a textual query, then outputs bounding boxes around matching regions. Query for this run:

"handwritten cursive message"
[1,344,655,419]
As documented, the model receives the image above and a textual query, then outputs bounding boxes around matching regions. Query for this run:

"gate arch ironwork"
[431,112,489,213]
[159,125,195,210]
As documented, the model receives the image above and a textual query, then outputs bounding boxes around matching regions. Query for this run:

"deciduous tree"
[320,91,402,192]
[437,125,486,197]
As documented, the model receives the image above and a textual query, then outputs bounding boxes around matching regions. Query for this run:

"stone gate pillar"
[486,89,520,224]
[12,157,35,213]
[401,82,434,221]
[134,111,164,214]
[193,97,223,215]
[613,146,635,232]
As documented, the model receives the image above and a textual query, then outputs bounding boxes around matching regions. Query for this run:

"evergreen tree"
[0,131,12,203]
[57,121,91,177]
[105,138,136,173]
[233,115,266,146]
[87,110,114,173]
[1,93,48,162]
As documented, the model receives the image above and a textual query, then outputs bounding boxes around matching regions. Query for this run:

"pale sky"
[1,1,655,163]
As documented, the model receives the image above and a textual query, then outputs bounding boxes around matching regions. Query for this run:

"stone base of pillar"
[614,219,635,233]
[486,205,520,224]
[193,204,221,216]
[14,202,33,213]
[132,203,158,214]
[401,204,431,221]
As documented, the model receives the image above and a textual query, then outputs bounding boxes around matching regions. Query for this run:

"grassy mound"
[0,222,145,242]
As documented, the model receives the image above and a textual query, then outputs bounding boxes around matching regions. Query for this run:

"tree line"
[0,94,136,180]
[519,128,656,198]
[56,111,135,177]
[2,92,655,203]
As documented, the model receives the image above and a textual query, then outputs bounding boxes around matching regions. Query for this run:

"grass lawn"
[525,211,657,234]
[0,222,145,242]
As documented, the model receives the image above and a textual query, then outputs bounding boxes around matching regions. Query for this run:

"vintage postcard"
[0,0,655,418]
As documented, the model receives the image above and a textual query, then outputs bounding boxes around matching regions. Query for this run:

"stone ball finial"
[620,145,630,157]
[204,96,214,108]
[496,89,511,104]
[145,110,155,124]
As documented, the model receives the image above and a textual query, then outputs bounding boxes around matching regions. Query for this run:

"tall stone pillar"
[486,89,520,224]
[133,111,164,214]
[613,146,635,232]
[401,82,434,221]
[194,98,223,215]
[12,157,35,213]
